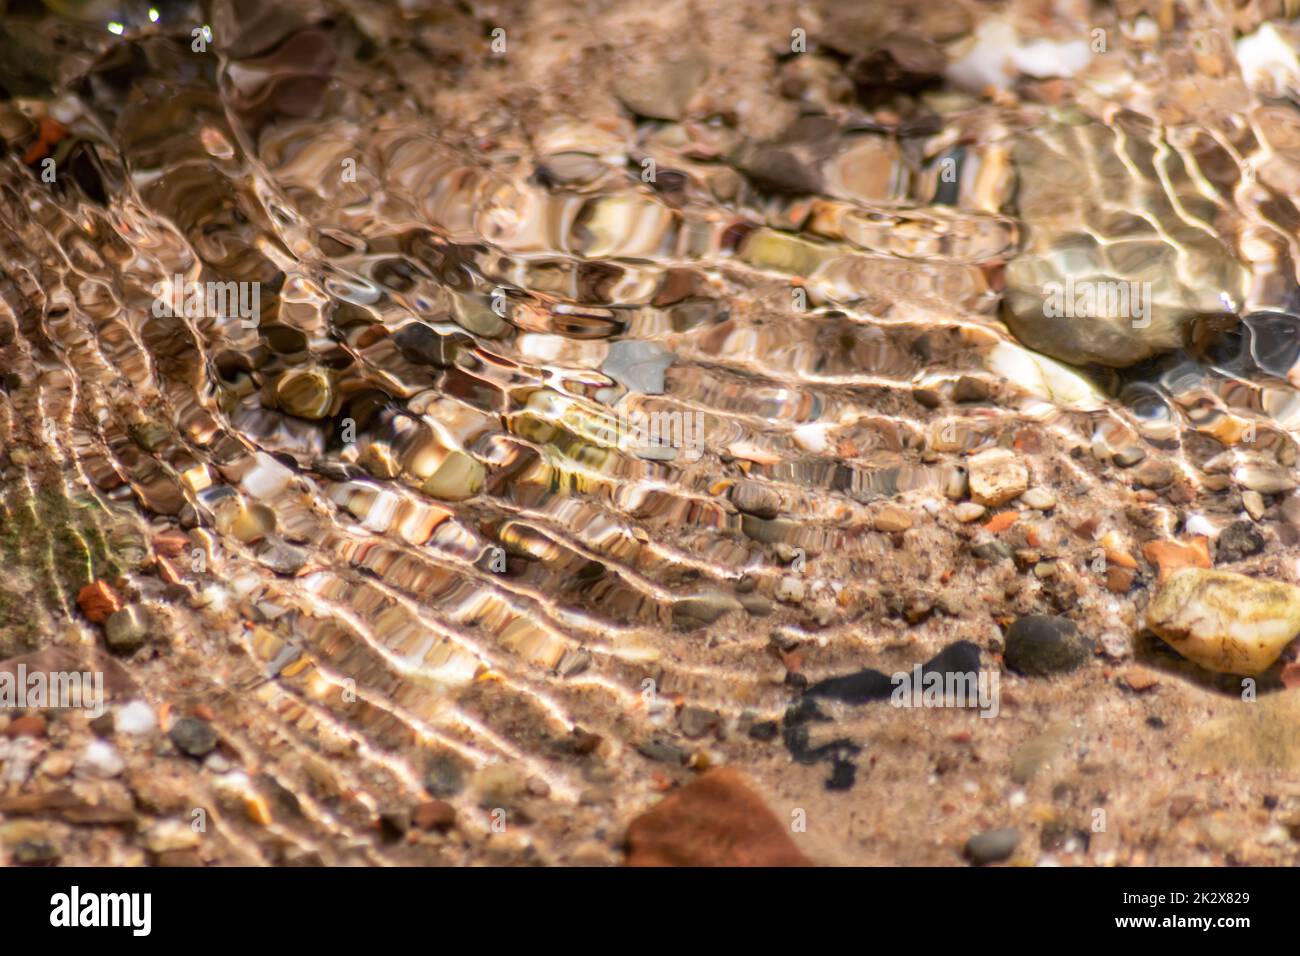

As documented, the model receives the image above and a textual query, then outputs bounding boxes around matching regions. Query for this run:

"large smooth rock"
[1146,568,1300,674]
[1002,119,1248,368]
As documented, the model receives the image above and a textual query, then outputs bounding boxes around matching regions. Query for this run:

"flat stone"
[672,591,741,630]
[952,502,986,522]
[967,448,1029,507]
[872,505,914,532]
[1113,446,1147,468]
[275,367,334,419]
[729,480,781,519]
[1002,120,1247,368]
[420,450,484,501]
[1147,568,1300,675]
[1004,614,1093,676]
[636,737,690,765]
[392,323,463,367]
[1142,537,1211,584]
[1019,487,1057,510]
[625,767,811,866]
[257,541,309,575]
[1236,461,1296,494]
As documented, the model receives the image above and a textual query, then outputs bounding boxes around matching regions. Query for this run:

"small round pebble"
[169,716,218,758]
[79,740,125,778]
[115,701,157,736]
[964,827,1020,864]
[1019,487,1056,510]
[1004,614,1093,676]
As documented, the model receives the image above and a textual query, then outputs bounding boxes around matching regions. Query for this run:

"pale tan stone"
[1147,568,1300,674]
[967,448,1029,507]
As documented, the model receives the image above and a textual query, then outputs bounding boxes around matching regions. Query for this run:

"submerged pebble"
[1004,615,1092,676]
[1147,569,1300,675]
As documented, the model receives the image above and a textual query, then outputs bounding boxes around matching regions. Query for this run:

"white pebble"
[1011,38,1092,79]
[1237,23,1300,98]
[115,700,157,735]
[1020,487,1057,510]
[776,576,806,604]
[947,18,1019,92]
[79,740,125,778]
[792,423,831,454]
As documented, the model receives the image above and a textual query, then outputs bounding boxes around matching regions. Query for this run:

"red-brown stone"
[625,767,812,866]
[413,800,456,831]
[76,580,123,624]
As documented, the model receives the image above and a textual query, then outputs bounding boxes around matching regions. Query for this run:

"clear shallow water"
[3,0,1300,863]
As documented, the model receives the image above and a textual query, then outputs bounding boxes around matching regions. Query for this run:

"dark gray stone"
[1216,520,1265,564]
[425,755,467,797]
[169,717,218,758]
[1004,614,1093,676]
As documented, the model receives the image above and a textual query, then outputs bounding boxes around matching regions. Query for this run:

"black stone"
[1004,615,1092,676]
